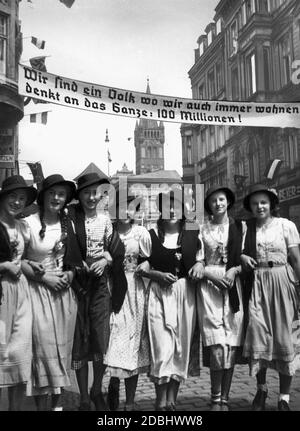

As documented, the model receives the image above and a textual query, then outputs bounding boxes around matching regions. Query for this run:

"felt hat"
[204,185,235,214]
[76,172,110,193]
[0,175,37,207]
[243,183,279,212]
[37,174,76,205]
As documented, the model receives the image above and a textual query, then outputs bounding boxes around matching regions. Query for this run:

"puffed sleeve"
[137,226,152,258]
[282,218,300,248]
[18,218,31,245]
[195,224,204,261]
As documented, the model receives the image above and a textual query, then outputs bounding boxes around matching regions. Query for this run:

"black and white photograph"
[0,0,300,422]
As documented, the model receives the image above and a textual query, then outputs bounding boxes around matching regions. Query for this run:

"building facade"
[0,0,23,184]
[135,82,165,175]
[181,0,300,228]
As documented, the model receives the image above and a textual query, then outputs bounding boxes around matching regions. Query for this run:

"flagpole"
[105,128,110,178]
[21,55,51,63]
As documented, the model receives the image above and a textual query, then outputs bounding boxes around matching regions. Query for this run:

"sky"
[19,0,219,181]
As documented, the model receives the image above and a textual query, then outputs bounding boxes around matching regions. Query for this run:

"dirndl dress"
[196,220,244,370]
[243,217,300,376]
[25,213,78,395]
[0,219,32,387]
[147,228,196,384]
[104,225,151,378]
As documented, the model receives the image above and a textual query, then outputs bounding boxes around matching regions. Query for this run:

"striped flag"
[59,0,75,7]
[31,37,45,50]
[30,112,48,125]
[264,159,283,180]
[29,56,47,72]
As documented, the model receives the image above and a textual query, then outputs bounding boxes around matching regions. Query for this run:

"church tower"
[134,80,165,174]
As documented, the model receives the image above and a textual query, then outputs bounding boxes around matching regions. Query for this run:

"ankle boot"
[252,389,268,411]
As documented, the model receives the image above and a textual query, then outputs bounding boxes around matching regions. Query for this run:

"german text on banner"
[19,64,300,128]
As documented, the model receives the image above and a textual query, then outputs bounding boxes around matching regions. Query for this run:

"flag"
[264,159,283,180]
[29,56,47,72]
[27,162,44,186]
[30,112,48,125]
[31,37,45,50]
[107,150,112,163]
[59,0,75,7]
[32,98,48,104]
[127,137,132,141]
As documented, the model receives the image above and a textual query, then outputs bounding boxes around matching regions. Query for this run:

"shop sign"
[278,185,300,203]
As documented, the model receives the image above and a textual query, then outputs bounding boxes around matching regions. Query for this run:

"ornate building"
[134,80,165,174]
[181,0,300,228]
[0,0,23,183]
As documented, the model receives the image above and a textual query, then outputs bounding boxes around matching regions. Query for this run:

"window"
[153,147,157,159]
[147,146,152,158]
[259,0,270,13]
[0,14,7,76]
[208,70,215,99]
[246,53,257,96]
[199,42,204,57]
[263,47,271,91]
[207,30,212,46]
[216,18,222,34]
[216,126,225,149]
[231,67,239,100]
[248,140,259,183]
[141,147,145,158]
[186,136,192,165]
[230,21,238,56]
[209,126,216,153]
[200,128,206,158]
[245,0,253,20]
[216,63,223,94]
[233,148,245,176]
[198,83,205,99]
[284,133,299,169]
[278,34,291,87]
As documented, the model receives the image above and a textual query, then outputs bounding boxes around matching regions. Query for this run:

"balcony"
[0,80,24,127]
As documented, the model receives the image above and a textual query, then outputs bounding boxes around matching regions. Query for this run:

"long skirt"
[0,274,32,387]
[197,264,244,369]
[148,277,196,384]
[243,264,300,376]
[28,280,77,394]
[104,273,150,378]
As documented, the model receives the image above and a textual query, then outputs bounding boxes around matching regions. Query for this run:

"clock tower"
[134,80,165,175]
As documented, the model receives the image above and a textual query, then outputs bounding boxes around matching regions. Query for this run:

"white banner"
[19,64,300,128]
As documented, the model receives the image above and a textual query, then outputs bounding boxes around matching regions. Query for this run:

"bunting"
[30,112,48,124]
[59,0,75,8]
[29,56,47,72]
[31,37,45,50]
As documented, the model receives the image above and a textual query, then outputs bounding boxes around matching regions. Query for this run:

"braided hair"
[38,205,47,239]
[38,204,68,244]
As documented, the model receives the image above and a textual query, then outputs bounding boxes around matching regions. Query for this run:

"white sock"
[257,383,268,392]
[279,394,290,403]
[211,392,221,404]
